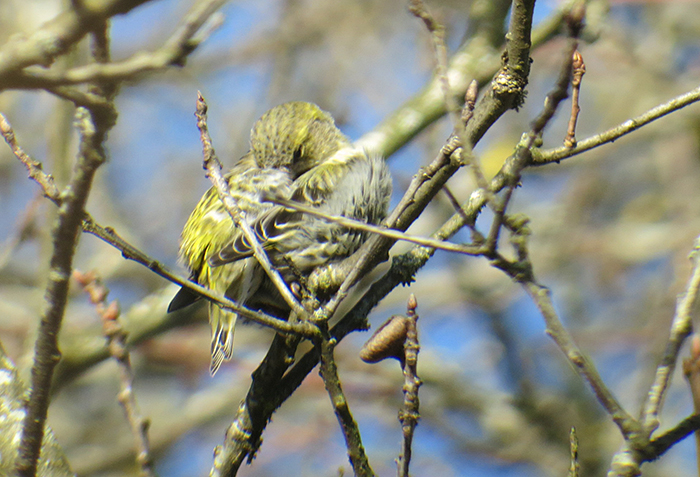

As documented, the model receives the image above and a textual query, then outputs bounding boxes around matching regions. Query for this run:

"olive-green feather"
[169,101,391,375]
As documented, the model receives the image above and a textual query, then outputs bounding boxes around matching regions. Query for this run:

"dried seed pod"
[360,315,409,363]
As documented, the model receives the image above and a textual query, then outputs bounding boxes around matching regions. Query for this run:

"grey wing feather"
[210,148,391,274]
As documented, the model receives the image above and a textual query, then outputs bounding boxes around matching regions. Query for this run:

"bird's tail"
[209,303,237,375]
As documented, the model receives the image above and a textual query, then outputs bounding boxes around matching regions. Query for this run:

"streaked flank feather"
[169,102,391,375]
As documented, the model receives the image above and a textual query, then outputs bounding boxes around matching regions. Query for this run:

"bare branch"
[319,337,375,477]
[397,294,421,477]
[408,0,460,125]
[643,236,700,429]
[0,0,152,87]
[0,114,62,205]
[20,3,223,87]
[532,85,700,165]
[268,196,483,256]
[81,220,312,337]
[520,280,639,438]
[74,270,156,477]
[355,0,565,158]
[16,103,112,477]
[642,414,700,463]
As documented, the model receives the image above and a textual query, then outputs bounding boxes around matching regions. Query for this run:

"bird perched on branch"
[168,101,392,375]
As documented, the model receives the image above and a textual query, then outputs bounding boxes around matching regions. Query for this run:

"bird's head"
[249,102,348,177]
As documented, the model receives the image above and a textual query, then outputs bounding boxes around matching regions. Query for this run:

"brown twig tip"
[1,112,62,203]
[359,315,409,363]
[564,50,586,148]
[408,0,438,32]
[196,90,207,115]
[0,113,12,136]
[76,268,155,476]
[407,294,418,314]
[465,80,478,108]
[572,50,586,85]
[397,294,420,477]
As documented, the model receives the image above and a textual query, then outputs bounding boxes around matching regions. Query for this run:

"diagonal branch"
[267,196,482,256]
[642,236,700,429]
[318,337,375,477]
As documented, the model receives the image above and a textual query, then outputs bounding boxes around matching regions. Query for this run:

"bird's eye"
[293,145,304,161]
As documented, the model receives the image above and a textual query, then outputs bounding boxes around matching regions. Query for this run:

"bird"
[168,101,392,375]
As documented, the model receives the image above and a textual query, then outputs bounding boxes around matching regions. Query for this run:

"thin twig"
[532,85,700,165]
[0,0,151,85]
[0,193,43,270]
[642,414,700,462]
[82,220,314,337]
[53,285,195,390]
[0,113,61,204]
[408,0,496,219]
[519,280,639,438]
[409,0,501,235]
[458,80,492,195]
[319,335,375,477]
[355,0,566,159]
[408,0,461,125]
[564,50,585,147]
[485,13,580,254]
[397,294,421,477]
[74,270,156,477]
[268,196,483,256]
[441,185,478,235]
[471,23,644,435]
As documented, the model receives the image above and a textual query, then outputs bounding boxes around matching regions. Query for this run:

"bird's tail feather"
[209,303,237,375]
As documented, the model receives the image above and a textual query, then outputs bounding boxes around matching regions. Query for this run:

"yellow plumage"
[169,102,391,375]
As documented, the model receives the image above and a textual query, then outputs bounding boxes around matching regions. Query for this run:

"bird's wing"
[208,157,350,267]
[207,166,294,267]
[209,147,391,271]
